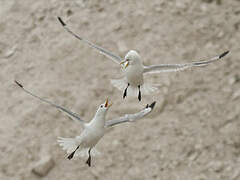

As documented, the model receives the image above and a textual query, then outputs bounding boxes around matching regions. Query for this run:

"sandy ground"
[0,0,240,179]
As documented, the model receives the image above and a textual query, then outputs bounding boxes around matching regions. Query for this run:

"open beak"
[104,98,112,108]
[120,60,129,69]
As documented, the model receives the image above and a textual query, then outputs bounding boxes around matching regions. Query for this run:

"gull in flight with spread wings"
[15,80,156,167]
[58,17,229,101]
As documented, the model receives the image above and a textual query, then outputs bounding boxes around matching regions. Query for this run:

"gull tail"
[111,78,158,97]
[57,137,100,159]
[58,137,78,155]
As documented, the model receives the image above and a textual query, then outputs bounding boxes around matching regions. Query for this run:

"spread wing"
[15,80,85,125]
[105,101,156,128]
[143,51,229,74]
[58,17,122,64]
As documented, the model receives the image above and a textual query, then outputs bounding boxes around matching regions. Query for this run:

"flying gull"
[15,80,156,167]
[58,17,229,101]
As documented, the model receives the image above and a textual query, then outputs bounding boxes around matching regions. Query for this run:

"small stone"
[135,10,145,16]
[75,0,86,8]
[194,173,207,180]
[81,17,89,26]
[207,161,224,172]
[117,41,127,53]
[154,6,162,13]
[216,0,222,5]
[109,0,116,4]
[229,74,240,85]
[112,139,120,146]
[97,6,104,12]
[112,23,122,31]
[5,45,17,58]
[231,169,240,180]
[176,1,186,9]
[194,143,203,150]
[217,30,224,38]
[66,9,73,16]
[200,4,208,12]
[32,156,55,177]
[172,160,179,167]
[142,23,151,32]
[128,166,141,177]
[229,77,236,85]
[205,42,213,49]
[232,90,240,100]
[189,151,199,161]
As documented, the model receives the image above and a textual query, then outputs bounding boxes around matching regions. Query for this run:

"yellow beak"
[120,60,129,69]
[104,98,112,108]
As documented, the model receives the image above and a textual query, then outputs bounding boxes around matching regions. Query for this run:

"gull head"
[120,50,141,68]
[96,98,112,117]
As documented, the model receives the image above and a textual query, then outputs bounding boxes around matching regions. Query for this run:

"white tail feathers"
[57,137,100,158]
[58,137,78,154]
[111,78,158,96]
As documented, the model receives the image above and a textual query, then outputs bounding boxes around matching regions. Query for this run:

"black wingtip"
[149,101,156,109]
[219,50,230,59]
[58,17,66,26]
[67,153,74,160]
[15,80,23,88]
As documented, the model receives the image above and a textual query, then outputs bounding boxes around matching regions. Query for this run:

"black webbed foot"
[67,146,79,160]
[86,156,91,167]
[123,83,130,99]
[123,89,127,99]
[85,148,92,167]
[138,85,141,101]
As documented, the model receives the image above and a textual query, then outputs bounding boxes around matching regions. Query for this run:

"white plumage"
[58,17,229,101]
[15,80,156,167]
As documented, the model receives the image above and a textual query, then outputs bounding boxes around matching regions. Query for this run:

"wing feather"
[15,80,85,124]
[105,101,156,128]
[143,51,229,74]
[58,17,122,64]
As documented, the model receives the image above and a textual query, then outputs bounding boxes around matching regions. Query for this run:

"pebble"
[142,23,151,32]
[217,30,224,38]
[189,151,199,161]
[5,45,17,58]
[117,41,127,53]
[207,161,224,172]
[154,6,162,13]
[229,75,240,85]
[32,155,55,177]
[231,169,240,180]
[232,90,240,100]
[194,173,207,180]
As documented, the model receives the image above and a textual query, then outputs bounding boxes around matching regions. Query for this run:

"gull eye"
[100,105,103,108]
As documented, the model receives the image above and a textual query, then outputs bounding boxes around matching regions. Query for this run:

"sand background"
[0,0,240,179]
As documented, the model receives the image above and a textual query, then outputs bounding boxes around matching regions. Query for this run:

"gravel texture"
[0,0,239,180]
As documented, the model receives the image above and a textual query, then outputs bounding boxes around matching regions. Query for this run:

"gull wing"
[58,17,122,64]
[105,101,156,128]
[15,80,85,125]
[143,51,229,74]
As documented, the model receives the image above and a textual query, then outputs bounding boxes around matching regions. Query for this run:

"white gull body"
[15,80,156,167]
[58,17,229,101]
[123,50,144,87]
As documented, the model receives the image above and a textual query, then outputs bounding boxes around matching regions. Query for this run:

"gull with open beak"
[57,17,229,101]
[15,80,156,167]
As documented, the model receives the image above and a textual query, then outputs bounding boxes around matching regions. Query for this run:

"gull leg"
[123,83,130,99]
[67,146,79,160]
[85,148,92,167]
[138,85,141,101]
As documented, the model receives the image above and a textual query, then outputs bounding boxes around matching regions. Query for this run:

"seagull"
[15,80,156,167]
[57,17,229,101]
